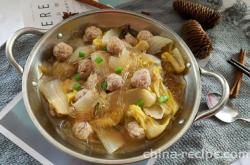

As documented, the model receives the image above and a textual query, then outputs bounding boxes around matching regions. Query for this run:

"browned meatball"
[78,59,93,80]
[137,30,153,41]
[131,68,151,88]
[107,36,125,55]
[83,26,102,42]
[127,121,145,139]
[72,121,93,140]
[125,33,137,46]
[106,73,124,91]
[53,42,73,62]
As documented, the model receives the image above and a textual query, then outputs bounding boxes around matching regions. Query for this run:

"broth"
[39,25,187,154]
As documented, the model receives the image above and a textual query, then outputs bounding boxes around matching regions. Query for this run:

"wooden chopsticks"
[62,0,112,19]
[76,0,112,9]
[228,59,250,78]
[228,49,248,98]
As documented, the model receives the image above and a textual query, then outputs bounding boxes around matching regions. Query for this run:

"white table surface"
[0,0,23,46]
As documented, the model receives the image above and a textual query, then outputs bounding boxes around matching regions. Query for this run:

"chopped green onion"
[115,67,123,74]
[73,83,81,91]
[74,73,81,81]
[101,80,108,90]
[79,51,86,58]
[103,46,108,51]
[135,99,144,108]
[158,95,169,103]
[95,56,103,64]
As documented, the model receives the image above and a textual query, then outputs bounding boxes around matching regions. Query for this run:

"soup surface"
[39,25,186,154]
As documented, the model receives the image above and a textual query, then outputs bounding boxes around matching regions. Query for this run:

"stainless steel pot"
[5,9,229,164]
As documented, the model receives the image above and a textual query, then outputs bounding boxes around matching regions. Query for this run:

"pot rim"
[22,9,201,164]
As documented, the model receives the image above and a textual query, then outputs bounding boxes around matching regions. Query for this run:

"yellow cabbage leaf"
[127,105,171,139]
[90,108,124,128]
[161,48,185,73]
[151,79,179,116]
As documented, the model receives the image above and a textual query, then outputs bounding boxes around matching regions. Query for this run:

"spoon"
[207,92,250,123]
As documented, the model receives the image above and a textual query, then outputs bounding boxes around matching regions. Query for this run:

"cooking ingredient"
[106,73,124,92]
[137,30,153,41]
[52,62,76,79]
[74,88,88,101]
[134,40,149,53]
[131,68,151,88]
[127,121,145,139]
[53,42,73,62]
[115,67,123,74]
[74,73,81,81]
[161,48,185,73]
[72,90,98,119]
[39,79,69,115]
[73,82,81,91]
[83,26,102,42]
[79,51,86,58]
[107,36,125,55]
[94,128,125,154]
[147,36,173,54]
[68,45,95,63]
[127,105,171,139]
[72,121,93,140]
[158,95,169,103]
[144,104,165,119]
[125,33,137,46]
[95,56,103,64]
[39,25,186,154]
[91,51,110,75]
[102,28,120,45]
[135,99,144,108]
[78,59,93,79]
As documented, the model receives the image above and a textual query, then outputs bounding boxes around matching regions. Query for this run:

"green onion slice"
[101,80,108,90]
[103,46,108,51]
[73,82,81,91]
[158,95,169,103]
[95,56,103,64]
[74,73,81,81]
[135,99,144,108]
[79,51,86,58]
[115,67,123,74]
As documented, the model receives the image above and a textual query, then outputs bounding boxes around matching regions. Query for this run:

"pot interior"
[23,10,201,163]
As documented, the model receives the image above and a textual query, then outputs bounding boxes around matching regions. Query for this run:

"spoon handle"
[237,117,250,123]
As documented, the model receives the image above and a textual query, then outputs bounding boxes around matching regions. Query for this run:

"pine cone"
[173,0,221,29]
[182,20,213,59]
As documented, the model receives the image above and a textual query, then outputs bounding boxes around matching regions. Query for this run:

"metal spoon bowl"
[207,92,250,123]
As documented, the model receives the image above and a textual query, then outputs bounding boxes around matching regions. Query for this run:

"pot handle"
[5,27,47,74]
[194,67,230,121]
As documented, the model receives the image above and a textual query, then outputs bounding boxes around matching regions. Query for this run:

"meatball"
[125,33,137,46]
[137,30,153,41]
[75,89,88,101]
[83,26,102,42]
[53,42,73,62]
[72,121,93,140]
[106,73,124,91]
[127,121,145,139]
[131,68,151,88]
[107,36,125,55]
[78,59,93,80]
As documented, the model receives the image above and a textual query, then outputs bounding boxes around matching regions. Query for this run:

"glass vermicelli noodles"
[38,25,186,154]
